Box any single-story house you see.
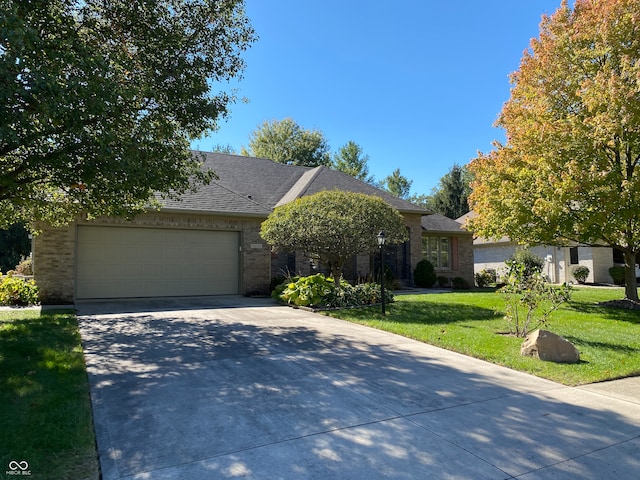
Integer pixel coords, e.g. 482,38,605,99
33,152,473,303
421,213,474,287
457,212,639,284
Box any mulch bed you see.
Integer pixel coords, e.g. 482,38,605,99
598,299,640,310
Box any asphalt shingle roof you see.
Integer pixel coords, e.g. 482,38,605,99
161,152,428,216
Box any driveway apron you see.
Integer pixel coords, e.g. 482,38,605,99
77,296,640,480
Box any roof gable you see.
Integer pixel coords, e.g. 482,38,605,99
161,152,428,216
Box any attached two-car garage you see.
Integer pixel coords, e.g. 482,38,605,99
76,226,240,300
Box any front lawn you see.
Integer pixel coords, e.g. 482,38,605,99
0,309,98,480
326,287,640,386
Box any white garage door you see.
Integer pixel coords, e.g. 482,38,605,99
76,226,240,299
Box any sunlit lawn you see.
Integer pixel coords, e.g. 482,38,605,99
0,309,98,480
326,287,640,386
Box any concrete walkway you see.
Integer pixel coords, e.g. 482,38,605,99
77,296,640,480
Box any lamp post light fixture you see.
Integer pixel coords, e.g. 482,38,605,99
377,230,386,316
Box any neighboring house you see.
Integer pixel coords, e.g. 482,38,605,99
35,152,472,303
457,212,637,284
421,213,474,287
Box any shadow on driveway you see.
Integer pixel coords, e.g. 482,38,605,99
78,299,640,480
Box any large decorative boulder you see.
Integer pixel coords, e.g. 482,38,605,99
521,329,580,363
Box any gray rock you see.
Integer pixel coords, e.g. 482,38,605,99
521,329,580,363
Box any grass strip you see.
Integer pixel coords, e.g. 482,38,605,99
0,309,98,480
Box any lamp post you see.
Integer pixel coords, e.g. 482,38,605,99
377,231,386,315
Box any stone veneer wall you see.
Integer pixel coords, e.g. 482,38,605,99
33,212,271,303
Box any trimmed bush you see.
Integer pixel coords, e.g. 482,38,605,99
572,265,590,284
452,277,470,290
414,259,437,288
475,269,496,288
609,266,626,285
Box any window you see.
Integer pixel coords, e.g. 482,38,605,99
422,236,450,269
613,248,624,264
569,247,579,265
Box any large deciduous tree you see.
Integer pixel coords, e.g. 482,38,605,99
468,0,640,301
1,0,255,228
260,190,408,285
241,118,331,167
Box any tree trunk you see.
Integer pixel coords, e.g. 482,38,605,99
329,263,343,287
624,251,639,301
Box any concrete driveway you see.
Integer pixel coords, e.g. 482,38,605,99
77,296,640,480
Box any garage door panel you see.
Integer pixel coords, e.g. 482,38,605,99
76,226,240,299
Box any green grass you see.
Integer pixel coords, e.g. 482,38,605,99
0,309,98,480
326,287,640,386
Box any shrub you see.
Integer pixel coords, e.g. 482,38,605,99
278,274,333,307
15,257,33,275
437,276,449,288
498,263,572,337
452,277,470,290
414,259,437,288
609,266,626,285
506,249,544,281
572,265,590,284
0,272,39,306
323,282,394,309
272,274,394,309
475,269,496,288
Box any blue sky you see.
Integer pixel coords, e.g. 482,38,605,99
192,1,565,196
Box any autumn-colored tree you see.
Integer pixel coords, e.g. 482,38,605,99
260,190,408,285
241,118,331,167
468,0,640,301
1,0,255,227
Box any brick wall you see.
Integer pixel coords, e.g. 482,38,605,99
33,212,271,303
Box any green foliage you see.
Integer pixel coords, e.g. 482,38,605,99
332,141,375,184
475,269,497,288
437,276,449,288
0,310,98,478
0,273,39,306
242,118,331,167
506,249,544,281
261,190,408,284
413,164,472,219
381,168,412,199
499,263,572,337
278,274,334,307
413,259,437,288
324,282,394,309
1,0,256,227
271,274,393,309
609,266,626,285
452,277,471,290
572,265,590,284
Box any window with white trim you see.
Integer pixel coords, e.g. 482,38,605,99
422,236,450,269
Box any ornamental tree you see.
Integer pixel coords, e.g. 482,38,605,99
260,190,408,285
1,0,256,228
468,0,640,301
